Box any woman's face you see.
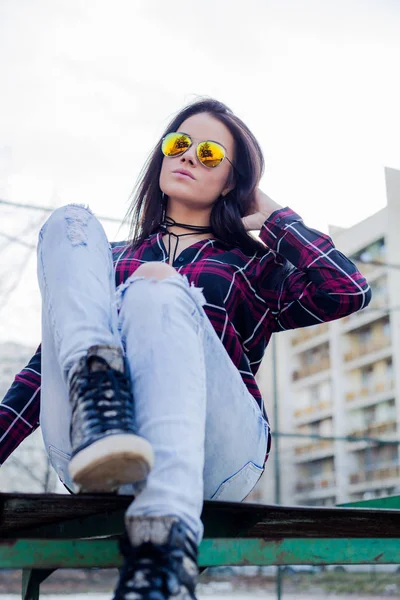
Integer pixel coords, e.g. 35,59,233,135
159,112,235,210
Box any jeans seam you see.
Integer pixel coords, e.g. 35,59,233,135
38,240,62,354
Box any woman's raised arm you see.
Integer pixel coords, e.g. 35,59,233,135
253,207,371,331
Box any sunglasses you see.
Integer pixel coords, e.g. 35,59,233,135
161,131,236,170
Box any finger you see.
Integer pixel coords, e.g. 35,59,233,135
241,216,250,230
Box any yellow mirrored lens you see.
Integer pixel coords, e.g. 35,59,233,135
197,141,225,168
162,133,191,157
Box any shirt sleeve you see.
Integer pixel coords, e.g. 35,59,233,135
255,207,372,331
0,344,42,465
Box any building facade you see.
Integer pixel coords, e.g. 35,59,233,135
251,167,400,507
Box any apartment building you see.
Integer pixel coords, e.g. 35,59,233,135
252,167,400,506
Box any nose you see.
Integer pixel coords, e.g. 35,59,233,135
180,145,197,167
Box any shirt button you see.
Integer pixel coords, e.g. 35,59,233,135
276,217,281,223
178,257,184,263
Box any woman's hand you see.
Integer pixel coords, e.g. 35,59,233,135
241,189,283,231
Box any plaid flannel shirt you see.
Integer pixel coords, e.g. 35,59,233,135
0,208,371,464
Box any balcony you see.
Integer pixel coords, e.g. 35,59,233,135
294,439,335,462
348,419,397,439
345,379,395,403
295,473,336,495
294,400,333,424
291,323,329,347
349,463,400,486
343,336,391,363
292,357,331,381
354,257,387,277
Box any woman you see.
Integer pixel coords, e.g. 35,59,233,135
0,98,371,599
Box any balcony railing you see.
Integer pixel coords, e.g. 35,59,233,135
354,257,386,275
292,357,331,381
347,419,397,438
294,400,332,419
345,379,395,402
291,323,329,346
343,336,391,362
295,474,336,494
295,439,334,456
349,463,400,485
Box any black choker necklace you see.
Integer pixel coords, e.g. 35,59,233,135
160,216,213,234
160,216,213,264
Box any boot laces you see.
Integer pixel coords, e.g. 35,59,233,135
73,357,133,429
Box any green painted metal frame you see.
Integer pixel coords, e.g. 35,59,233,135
2,537,400,570
22,569,55,600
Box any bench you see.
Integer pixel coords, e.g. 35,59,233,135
1,492,400,599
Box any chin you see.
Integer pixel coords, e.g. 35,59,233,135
163,184,197,203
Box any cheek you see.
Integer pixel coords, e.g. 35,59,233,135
159,159,168,189
211,165,231,193
196,169,228,199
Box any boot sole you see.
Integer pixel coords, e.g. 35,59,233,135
68,433,155,493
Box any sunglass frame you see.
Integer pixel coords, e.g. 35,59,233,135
161,131,235,170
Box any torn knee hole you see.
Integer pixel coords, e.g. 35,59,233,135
134,262,178,280
65,204,94,246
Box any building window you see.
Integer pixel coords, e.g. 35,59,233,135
359,327,372,345
383,320,391,339
361,366,373,389
386,358,393,380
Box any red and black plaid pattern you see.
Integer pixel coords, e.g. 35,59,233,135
0,208,371,465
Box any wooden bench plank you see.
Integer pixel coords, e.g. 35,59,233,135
2,493,400,540
0,494,400,538
0,493,131,535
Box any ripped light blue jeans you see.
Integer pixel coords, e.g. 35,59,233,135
37,205,270,542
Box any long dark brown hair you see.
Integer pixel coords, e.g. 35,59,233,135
124,98,266,254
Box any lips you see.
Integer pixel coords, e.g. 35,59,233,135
172,169,195,180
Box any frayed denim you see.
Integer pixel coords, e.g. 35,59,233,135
37,205,269,543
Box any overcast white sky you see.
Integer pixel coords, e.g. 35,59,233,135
1,0,400,346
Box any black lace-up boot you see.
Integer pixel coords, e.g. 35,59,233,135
113,516,199,600
68,345,154,492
